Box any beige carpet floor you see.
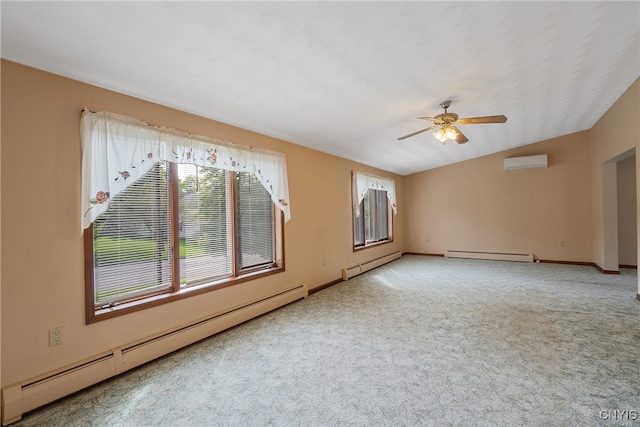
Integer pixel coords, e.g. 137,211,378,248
13,255,640,426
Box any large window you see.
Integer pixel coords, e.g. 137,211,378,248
352,172,395,249
353,188,393,248
86,162,283,323
81,110,291,323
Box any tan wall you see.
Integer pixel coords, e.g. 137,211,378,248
403,131,593,262
2,57,637,393
0,60,404,387
617,155,637,266
590,79,640,274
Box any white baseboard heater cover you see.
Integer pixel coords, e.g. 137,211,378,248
342,251,402,280
1,283,307,426
445,250,534,263
504,154,548,171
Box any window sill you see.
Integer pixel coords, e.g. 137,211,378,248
353,238,393,252
87,265,284,324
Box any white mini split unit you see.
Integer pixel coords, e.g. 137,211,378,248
504,154,548,171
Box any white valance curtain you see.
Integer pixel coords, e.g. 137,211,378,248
81,110,291,231
353,171,397,216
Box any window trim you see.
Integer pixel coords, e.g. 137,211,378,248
84,167,285,324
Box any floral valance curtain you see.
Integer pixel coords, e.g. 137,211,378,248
353,171,397,216
81,110,291,231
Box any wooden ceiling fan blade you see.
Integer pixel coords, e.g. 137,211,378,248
456,115,507,124
417,116,438,122
398,125,437,140
453,127,469,144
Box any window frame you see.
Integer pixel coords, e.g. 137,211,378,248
352,187,394,251
84,163,284,324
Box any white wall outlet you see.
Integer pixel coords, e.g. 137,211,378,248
49,327,63,346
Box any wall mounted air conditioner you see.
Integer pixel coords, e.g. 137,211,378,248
504,154,548,171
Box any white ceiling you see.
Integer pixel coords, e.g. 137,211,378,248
2,1,639,176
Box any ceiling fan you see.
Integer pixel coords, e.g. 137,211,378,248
398,100,507,144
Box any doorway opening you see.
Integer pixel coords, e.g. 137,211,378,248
601,148,636,272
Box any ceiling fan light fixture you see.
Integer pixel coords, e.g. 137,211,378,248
433,125,458,143
444,126,458,140
433,128,446,142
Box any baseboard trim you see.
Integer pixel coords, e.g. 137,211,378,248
619,264,638,269
537,259,594,267
637,293,640,302
402,252,445,257
308,278,343,295
537,259,622,275
593,263,620,275
405,253,628,276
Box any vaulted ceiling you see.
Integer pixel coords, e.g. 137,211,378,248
2,1,639,175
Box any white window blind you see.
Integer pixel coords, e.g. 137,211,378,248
92,162,172,305
236,171,275,270
178,164,233,286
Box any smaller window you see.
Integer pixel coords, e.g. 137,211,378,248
353,187,393,249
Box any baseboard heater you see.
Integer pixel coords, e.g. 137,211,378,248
1,283,307,426
445,250,534,263
342,251,402,280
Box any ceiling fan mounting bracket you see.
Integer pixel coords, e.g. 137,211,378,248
439,100,452,111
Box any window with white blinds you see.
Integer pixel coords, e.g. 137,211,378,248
178,164,233,286
87,163,283,321
236,172,275,271
353,188,392,249
93,162,172,306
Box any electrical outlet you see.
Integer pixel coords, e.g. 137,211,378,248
49,327,63,346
